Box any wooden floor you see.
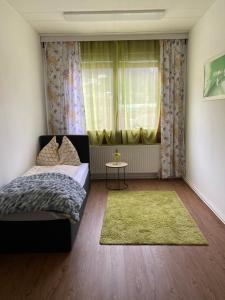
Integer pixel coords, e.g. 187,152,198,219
1,179,225,300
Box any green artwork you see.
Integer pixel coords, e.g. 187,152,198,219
204,53,225,99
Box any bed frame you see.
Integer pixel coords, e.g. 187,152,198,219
0,135,90,252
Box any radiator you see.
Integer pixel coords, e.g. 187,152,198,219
90,144,161,179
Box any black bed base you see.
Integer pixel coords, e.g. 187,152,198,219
0,174,90,253
0,219,73,253
0,135,90,253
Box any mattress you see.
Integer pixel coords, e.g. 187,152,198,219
23,163,89,187
0,163,89,221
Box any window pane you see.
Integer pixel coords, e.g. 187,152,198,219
80,40,160,141
118,62,160,130
81,62,114,130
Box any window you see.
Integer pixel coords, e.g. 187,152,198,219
81,40,160,144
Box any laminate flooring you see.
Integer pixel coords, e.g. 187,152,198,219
0,179,225,300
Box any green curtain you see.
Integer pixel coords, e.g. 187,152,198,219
81,40,160,145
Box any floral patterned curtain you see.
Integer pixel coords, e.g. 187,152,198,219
160,40,186,178
44,42,86,134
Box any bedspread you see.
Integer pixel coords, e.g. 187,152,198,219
0,173,86,223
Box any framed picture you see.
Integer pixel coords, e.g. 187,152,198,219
203,52,225,100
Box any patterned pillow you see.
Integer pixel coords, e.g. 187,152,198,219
36,136,60,166
59,136,81,166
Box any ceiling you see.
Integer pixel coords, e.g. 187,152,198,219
7,0,215,35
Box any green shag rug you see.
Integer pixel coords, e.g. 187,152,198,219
100,191,208,245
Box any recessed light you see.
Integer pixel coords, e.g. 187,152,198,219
63,10,166,22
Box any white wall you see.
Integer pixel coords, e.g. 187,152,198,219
0,0,46,186
186,0,225,222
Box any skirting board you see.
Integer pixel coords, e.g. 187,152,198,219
184,177,225,225
91,172,159,180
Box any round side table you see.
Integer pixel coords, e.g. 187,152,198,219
105,162,128,190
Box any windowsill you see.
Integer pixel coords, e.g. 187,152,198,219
90,143,161,147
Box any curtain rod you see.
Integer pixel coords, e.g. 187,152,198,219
40,33,188,42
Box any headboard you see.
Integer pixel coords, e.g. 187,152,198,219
39,135,90,163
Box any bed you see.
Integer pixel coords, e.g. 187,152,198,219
0,135,90,252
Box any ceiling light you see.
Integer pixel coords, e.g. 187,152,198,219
63,10,166,22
